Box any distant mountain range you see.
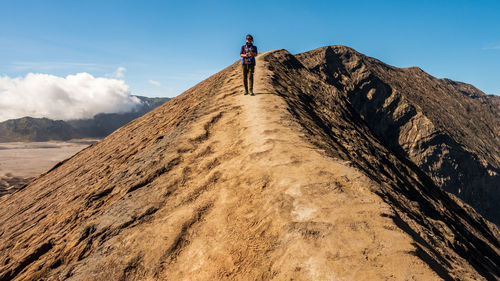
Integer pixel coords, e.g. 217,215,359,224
0,96,170,142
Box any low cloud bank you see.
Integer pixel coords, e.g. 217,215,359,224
0,72,141,122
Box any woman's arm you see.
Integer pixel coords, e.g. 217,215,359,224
252,47,258,57
242,51,257,57
240,47,257,57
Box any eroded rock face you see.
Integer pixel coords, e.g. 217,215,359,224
0,174,32,197
296,46,500,225
0,48,499,281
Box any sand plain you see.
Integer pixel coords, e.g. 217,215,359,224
0,140,97,195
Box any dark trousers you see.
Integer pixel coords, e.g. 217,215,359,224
242,64,255,91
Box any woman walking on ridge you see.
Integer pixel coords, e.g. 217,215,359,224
240,34,258,96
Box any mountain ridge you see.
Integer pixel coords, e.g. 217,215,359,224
0,47,498,280
296,45,500,225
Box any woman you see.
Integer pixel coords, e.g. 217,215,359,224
240,34,258,95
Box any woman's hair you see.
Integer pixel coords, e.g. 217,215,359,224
246,34,253,40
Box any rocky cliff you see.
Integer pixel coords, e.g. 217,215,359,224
296,46,500,225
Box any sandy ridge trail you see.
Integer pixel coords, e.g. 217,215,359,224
157,52,442,280
0,49,498,281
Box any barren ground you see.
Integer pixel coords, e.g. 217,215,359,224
0,140,96,195
0,50,498,281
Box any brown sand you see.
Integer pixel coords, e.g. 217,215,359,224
0,49,498,280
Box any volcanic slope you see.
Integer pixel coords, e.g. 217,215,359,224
296,46,500,225
0,49,499,281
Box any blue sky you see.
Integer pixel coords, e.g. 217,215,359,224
1,0,499,97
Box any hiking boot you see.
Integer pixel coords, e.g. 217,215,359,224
244,89,249,95
249,89,254,96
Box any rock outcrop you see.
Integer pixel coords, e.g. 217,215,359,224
0,174,32,197
296,46,500,225
0,48,498,280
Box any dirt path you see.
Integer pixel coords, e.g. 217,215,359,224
177,56,443,280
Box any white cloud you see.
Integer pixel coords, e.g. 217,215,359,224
0,72,142,122
148,79,161,86
483,45,500,50
113,66,126,78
